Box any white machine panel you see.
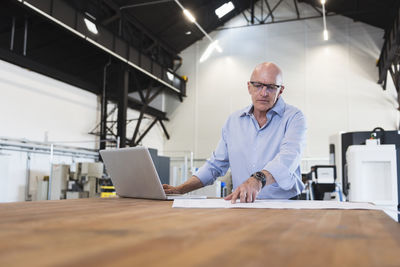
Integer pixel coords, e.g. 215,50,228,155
346,144,398,206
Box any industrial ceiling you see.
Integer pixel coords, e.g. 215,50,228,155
300,0,398,30
0,0,399,147
0,0,398,96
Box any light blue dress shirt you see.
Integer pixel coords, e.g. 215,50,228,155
195,97,307,199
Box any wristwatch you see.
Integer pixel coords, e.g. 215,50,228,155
251,171,266,188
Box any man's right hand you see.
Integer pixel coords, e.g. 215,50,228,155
162,184,182,194
162,176,204,195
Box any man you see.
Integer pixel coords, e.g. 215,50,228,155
163,62,306,203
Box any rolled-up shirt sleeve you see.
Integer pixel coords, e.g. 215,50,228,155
194,127,230,186
263,111,307,190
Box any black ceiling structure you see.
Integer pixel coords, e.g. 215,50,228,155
376,5,400,110
67,0,252,54
299,0,398,29
0,0,253,149
0,0,400,148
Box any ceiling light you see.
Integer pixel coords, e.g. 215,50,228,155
323,29,329,40
84,18,98,34
215,2,235,19
166,71,174,81
174,0,223,62
321,0,328,41
183,9,196,23
215,42,222,53
200,40,222,63
185,31,191,35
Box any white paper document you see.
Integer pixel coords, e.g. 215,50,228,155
172,199,380,210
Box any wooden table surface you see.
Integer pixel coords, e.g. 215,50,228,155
1,198,400,267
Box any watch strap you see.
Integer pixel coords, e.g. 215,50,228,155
251,171,266,188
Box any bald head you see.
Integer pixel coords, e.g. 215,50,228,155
247,62,285,115
250,62,283,85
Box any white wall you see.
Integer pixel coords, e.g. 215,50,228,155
0,59,99,147
165,13,399,160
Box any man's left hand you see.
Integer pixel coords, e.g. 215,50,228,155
224,177,261,203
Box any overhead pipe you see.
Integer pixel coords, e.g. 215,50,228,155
10,17,15,51
23,17,28,55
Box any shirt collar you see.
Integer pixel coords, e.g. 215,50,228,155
240,97,285,117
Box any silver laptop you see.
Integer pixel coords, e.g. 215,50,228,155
100,146,205,200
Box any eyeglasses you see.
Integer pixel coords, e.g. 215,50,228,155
249,81,282,93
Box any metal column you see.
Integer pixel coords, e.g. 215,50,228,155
117,65,128,148
100,59,111,150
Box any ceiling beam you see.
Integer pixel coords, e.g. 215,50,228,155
0,46,99,94
102,0,180,58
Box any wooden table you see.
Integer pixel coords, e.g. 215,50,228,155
1,198,400,267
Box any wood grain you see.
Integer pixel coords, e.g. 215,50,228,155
0,198,399,267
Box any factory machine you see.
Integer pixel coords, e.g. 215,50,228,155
35,148,170,201
67,162,104,199
36,162,106,200
329,129,400,194
329,129,400,221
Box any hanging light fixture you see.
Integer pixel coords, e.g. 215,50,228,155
174,0,223,62
166,71,174,81
215,2,235,19
321,0,328,41
183,9,196,23
84,12,98,35
200,40,222,63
